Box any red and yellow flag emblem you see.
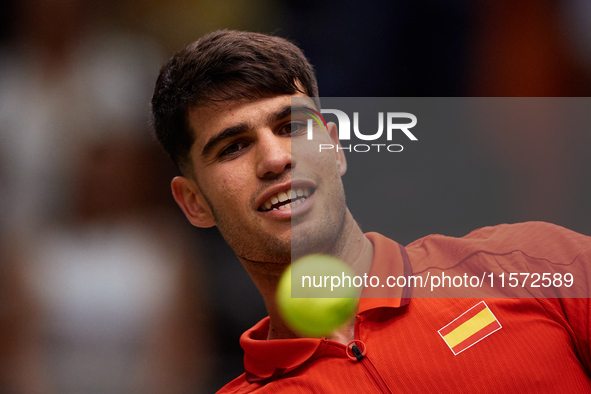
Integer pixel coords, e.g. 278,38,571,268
439,301,501,355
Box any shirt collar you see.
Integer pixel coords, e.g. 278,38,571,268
241,232,413,383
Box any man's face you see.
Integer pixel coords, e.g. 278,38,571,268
184,93,348,265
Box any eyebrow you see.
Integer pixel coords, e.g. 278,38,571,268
200,105,301,157
201,123,249,157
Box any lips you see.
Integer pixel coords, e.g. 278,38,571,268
259,187,313,212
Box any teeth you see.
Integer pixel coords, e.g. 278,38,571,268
260,187,313,211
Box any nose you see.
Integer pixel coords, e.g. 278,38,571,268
255,132,293,179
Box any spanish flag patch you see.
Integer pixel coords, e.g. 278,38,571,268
439,301,501,355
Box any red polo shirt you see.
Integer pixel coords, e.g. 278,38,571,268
219,222,591,393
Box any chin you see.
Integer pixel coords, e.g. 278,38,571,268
290,230,335,260
240,234,292,265
290,210,346,259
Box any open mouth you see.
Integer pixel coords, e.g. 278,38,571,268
259,187,314,212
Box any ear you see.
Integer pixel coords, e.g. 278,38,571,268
327,121,347,176
171,176,216,228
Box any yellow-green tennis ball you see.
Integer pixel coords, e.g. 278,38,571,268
276,254,359,338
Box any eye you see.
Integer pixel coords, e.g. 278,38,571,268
280,121,307,136
219,141,249,157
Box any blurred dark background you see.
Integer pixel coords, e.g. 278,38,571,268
0,0,590,392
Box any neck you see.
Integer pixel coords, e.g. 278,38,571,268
239,208,374,340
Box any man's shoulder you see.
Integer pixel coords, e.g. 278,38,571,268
457,221,587,243
410,221,586,243
217,373,257,394
217,373,302,394
405,221,591,270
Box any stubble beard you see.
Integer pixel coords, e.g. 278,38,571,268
206,184,348,267
290,186,347,260
209,203,292,265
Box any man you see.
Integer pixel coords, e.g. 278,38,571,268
152,30,591,393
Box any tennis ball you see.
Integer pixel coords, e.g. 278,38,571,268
276,254,359,338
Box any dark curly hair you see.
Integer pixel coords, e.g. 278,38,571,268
151,30,319,174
